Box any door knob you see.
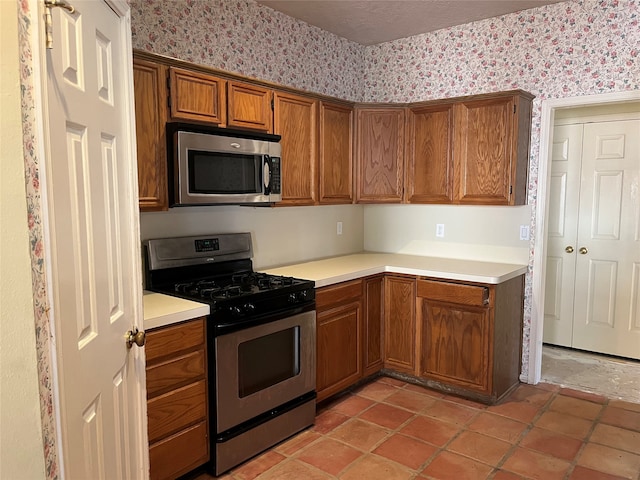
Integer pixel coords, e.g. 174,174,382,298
565,246,574,253
579,247,588,255
126,327,146,349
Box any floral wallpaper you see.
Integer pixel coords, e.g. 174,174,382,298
17,0,59,478
130,0,364,101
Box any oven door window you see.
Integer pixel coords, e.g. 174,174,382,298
188,150,261,194
237,326,300,398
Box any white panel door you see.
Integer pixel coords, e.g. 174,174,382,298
572,120,640,359
543,124,583,346
43,1,148,478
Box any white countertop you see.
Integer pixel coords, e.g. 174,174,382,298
143,291,209,330
261,253,527,287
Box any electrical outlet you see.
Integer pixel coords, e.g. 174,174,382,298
519,225,530,241
436,224,445,238
337,222,343,235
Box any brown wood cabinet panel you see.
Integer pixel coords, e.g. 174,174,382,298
169,67,226,125
384,275,416,373
145,317,209,478
453,92,532,205
492,276,525,396
228,81,272,132
356,108,405,203
149,421,209,480
319,102,354,204
274,91,318,205
133,58,168,211
316,302,362,401
146,350,205,398
145,318,205,363
417,280,489,307
363,275,384,376
405,103,454,203
316,279,362,310
147,380,207,443
420,301,491,392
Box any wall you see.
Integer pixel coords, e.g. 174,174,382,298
364,205,532,265
362,0,639,377
0,1,46,478
141,205,364,269
130,0,639,379
130,0,365,101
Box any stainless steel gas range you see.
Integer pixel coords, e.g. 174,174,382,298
144,233,316,476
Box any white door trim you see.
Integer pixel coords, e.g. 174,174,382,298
528,89,640,385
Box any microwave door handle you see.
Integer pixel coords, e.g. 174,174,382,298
263,155,272,195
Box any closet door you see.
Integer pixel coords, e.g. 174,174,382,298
571,119,640,359
544,119,640,360
543,124,583,347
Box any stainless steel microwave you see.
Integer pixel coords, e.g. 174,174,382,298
168,124,282,206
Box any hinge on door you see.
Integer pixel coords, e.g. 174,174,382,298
513,104,516,114
271,98,274,111
509,185,513,195
44,0,76,49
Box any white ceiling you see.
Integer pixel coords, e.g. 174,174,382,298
256,0,565,45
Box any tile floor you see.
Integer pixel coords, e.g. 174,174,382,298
197,377,640,480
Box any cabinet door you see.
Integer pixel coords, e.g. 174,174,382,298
356,108,405,203
316,301,362,401
228,81,273,132
319,102,354,204
453,94,527,205
363,275,384,376
169,67,226,125
405,103,454,203
420,300,490,392
274,91,318,205
384,275,416,373
133,58,168,211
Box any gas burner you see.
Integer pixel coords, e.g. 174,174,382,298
199,287,223,299
175,282,193,293
196,279,218,289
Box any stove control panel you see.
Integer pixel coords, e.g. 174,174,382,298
195,238,220,252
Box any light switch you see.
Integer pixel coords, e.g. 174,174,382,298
337,222,343,235
436,224,445,238
519,225,530,241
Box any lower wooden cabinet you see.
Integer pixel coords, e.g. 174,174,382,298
145,318,209,480
417,276,524,403
315,277,385,401
363,275,384,376
384,275,417,373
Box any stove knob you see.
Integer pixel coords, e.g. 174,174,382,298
228,306,243,317
288,293,298,304
298,290,309,301
243,303,256,314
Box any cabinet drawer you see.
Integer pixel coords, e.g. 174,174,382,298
417,280,489,306
316,279,363,310
146,349,205,398
149,421,209,480
145,318,205,363
148,380,207,443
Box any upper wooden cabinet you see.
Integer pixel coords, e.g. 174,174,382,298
405,103,454,204
133,58,169,211
169,67,226,125
319,102,354,204
453,92,532,205
274,91,318,205
228,81,273,132
356,107,405,203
